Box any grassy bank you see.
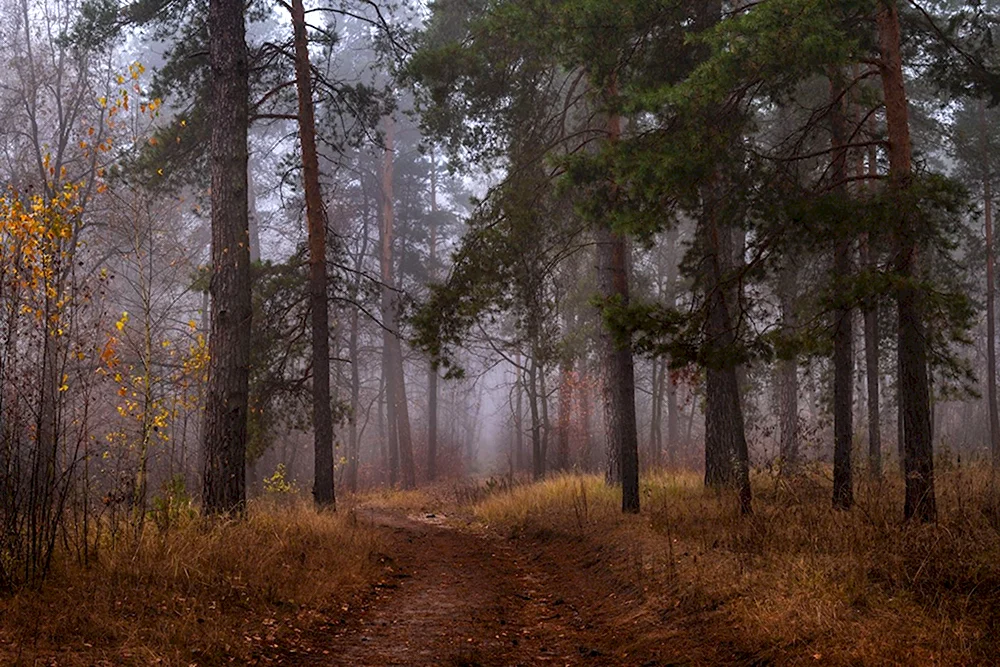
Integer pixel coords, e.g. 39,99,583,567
471,468,1000,665
0,500,381,666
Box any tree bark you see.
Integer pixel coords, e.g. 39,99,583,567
777,263,799,472
701,185,752,515
514,352,524,471
580,371,595,472
877,1,935,522
247,156,262,263
664,227,680,466
202,0,251,515
528,353,543,480
830,74,854,510
347,306,360,493
292,0,334,508
383,340,398,486
539,361,550,470
391,342,416,488
862,236,882,479
427,150,440,481
598,89,640,514
557,362,572,470
345,186,372,493
378,116,416,489
649,358,662,468
982,100,999,467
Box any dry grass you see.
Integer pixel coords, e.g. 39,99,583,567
471,467,1000,665
358,486,442,514
0,498,382,666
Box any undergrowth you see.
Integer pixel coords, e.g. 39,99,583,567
0,499,381,666
471,467,1000,665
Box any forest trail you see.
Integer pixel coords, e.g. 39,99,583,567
285,509,670,667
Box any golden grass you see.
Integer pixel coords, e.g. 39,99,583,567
358,486,442,514
0,499,381,666
471,467,1000,665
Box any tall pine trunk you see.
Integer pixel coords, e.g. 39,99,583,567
830,74,854,510
650,358,663,468
514,353,524,471
347,306,360,493
557,362,572,471
598,88,639,514
580,371,595,471
427,151,440,481
392,345,416,488
292,0,334,508
380,128,399,485
701,188,752,515
877,1,935,522
379,116,415,488
202,0,251,515
777,263,799,472
981,100,999,467
528,353,543,480
864,139,883,479
345,191,372,493
862,236,882,479
664,227,680,466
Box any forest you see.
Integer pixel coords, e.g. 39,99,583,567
1,0,999,664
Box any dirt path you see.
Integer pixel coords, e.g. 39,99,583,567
288,510,667,667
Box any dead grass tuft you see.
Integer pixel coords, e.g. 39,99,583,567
471,467,1000,664
0,498,381,666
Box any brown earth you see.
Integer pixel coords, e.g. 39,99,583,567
266,509,714,667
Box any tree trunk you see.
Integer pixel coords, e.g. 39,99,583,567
527,354,543,480
247,157,262,263
202,0,251,515
896,337,905,472
598,91,640,514
391,342,416,488
379,116,416,489
580,369,595,472
649,358,662,468
347,306,360,493
777,263,799,472
863,121,883,479
514,352,524,471
292,0,334,508
345,189,372,494
830,74,854,510
877,1,935,522
862,236,882,479
539,361,550,470
557,362,572,470
982,100,999,467
377,365,388,485
383,329,399,486
427,150,440,481
664,226,680,467
700,185,752,515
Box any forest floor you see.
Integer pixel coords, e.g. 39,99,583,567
4,469,1000,666
267,469,1000,666
269,507,692,667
